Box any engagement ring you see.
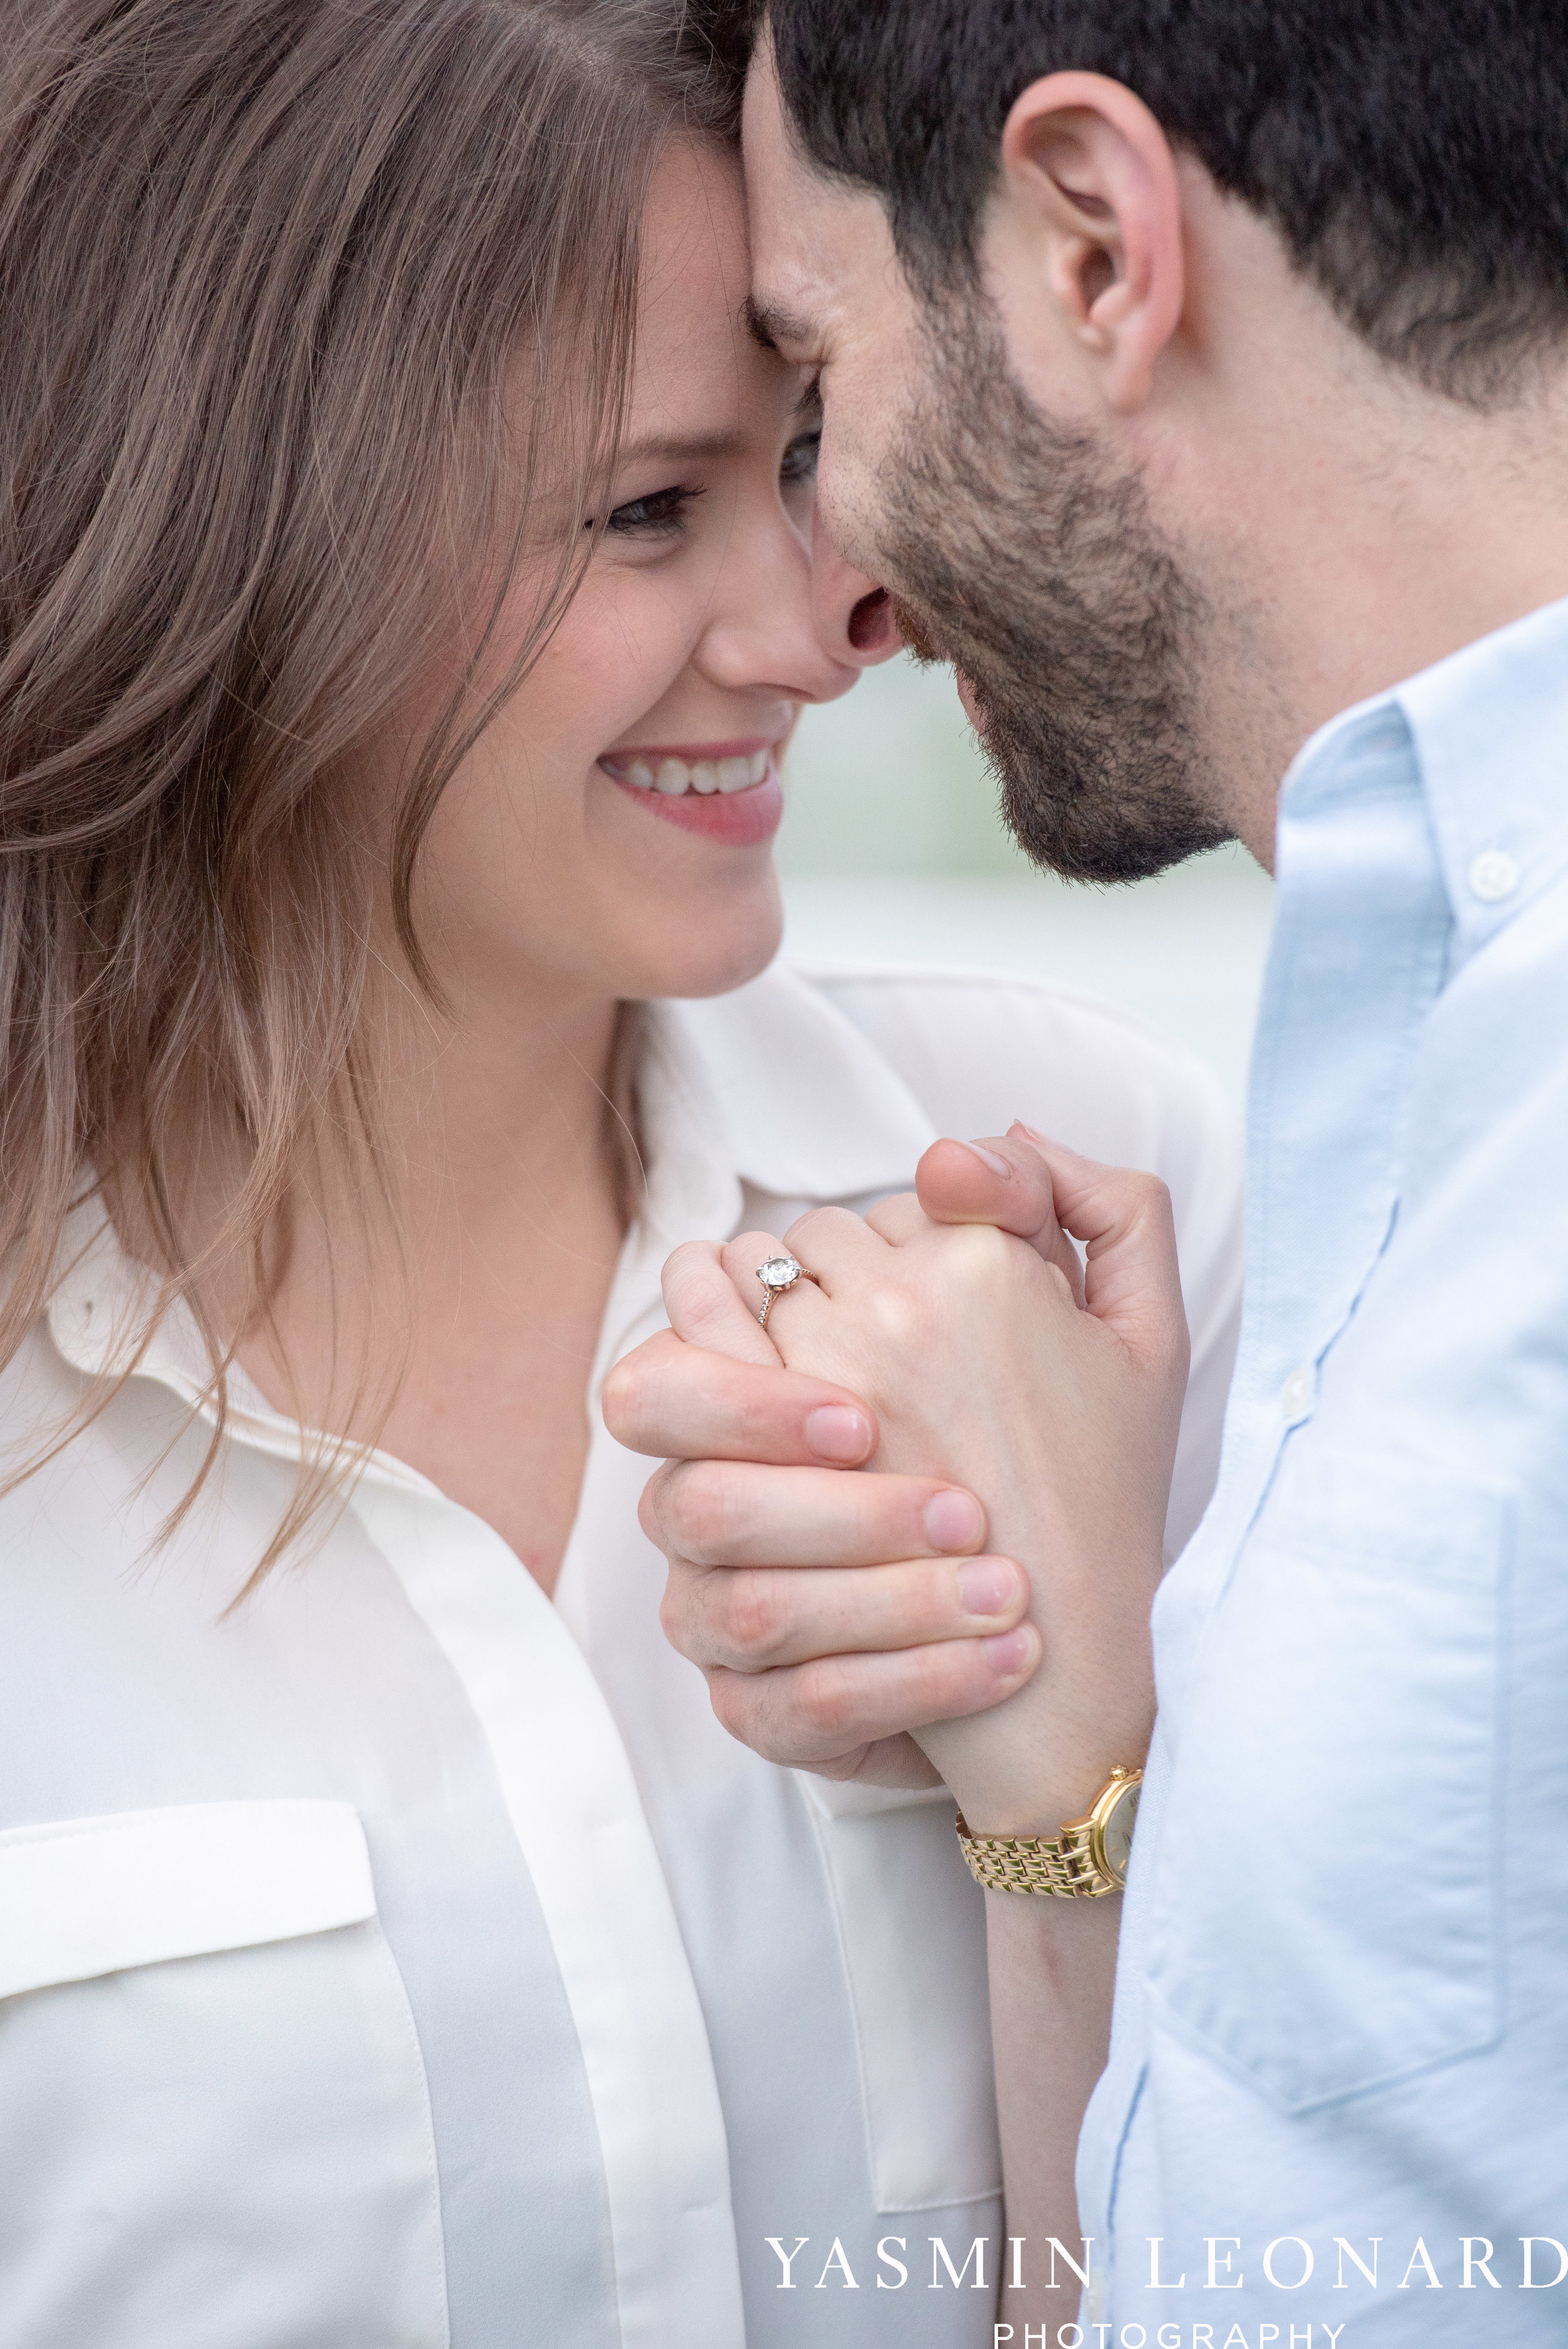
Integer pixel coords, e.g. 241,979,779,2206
755,1253,819,1331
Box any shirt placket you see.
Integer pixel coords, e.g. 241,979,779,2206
1163,719,1455,1675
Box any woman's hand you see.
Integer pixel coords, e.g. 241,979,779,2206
703,1127,1187,1836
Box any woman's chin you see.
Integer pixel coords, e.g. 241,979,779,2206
629,882,784,1002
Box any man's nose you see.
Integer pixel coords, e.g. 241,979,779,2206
810,505,903,669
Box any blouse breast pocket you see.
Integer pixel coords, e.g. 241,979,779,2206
0,1800,448,2349
1144,1453,1507,2115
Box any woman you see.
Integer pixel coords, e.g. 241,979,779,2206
0,4,1242,2345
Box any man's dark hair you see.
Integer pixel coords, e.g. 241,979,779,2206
746,0,1568,403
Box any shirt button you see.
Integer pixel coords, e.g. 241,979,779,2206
1280,1365,1314,1418
1468,849,1519,903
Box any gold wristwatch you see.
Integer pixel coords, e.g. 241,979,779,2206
955,1766,1143,1897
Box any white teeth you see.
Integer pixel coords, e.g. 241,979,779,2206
610,748,772,795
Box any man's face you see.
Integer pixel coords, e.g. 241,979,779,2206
742,48,1229,882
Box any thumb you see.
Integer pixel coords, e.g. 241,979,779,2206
914,1133,1084,1300
1008,1123,1188,1374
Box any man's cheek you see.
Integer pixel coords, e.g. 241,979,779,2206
815,438,891,575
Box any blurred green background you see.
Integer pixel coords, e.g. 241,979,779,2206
776,652,1275,1114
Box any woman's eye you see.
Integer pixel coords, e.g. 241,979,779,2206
599,483,703,538
780,430,821,489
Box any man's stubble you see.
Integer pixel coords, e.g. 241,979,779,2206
877,299,1232,884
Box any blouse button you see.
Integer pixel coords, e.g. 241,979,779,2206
1468,849,1519,903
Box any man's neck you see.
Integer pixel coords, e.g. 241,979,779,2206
1213,379,1568,866
1161,183,1568,864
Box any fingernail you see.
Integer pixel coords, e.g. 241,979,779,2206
924,1488,984,1551
963,1142,1012,1178
958,1558,1018,1616
983,1626,1036,1677
805,1404,872,1463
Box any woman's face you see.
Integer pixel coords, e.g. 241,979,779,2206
411,141,859,1011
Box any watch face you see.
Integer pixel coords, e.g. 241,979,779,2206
1099,1782,1140,1883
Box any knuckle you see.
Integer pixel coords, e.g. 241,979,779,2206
705,1666,751,1741
657,1569,699,1658
721,1228,781,1281
681,1278,744,1345
793,1658,858,1741
637,1469,667,1547
862,1189,919,1239
864,1283,924,1352
784,1203,851,1252
664,1244,742,1342
962,1220,1013,1265
706,1667,794,1765
956,1222,1026,1295
659,1460,734,1562
715,1570,792,1665
659,1245,705,1313
1130,1170,1172,1216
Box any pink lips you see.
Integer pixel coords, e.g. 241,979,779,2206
598,737,785,848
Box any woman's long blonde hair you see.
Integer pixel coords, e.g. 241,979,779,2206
0,0,744,1554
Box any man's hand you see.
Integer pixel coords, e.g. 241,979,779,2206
612,1325,1041,1791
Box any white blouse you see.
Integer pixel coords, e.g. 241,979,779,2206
0,957,1242,2349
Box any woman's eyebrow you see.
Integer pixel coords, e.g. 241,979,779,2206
616,428,747,465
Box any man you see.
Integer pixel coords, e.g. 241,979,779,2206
606,3,1568,2338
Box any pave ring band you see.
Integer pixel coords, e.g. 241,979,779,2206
755,1252,820,1331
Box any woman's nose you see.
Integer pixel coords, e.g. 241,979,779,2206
696,505,864,710
810,506,903,670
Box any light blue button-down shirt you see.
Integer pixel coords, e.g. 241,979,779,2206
1080,595,1568,2343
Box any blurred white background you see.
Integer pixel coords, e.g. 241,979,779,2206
776,653,1275,1115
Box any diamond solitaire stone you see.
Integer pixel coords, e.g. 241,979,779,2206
757,1253,802,1293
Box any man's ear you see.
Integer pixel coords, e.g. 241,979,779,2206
992,70,1184,415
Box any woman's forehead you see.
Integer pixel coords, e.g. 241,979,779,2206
629,144,797,438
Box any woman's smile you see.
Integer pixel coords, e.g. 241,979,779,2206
598,734,786,844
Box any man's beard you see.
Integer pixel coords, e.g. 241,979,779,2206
878,304,1231,884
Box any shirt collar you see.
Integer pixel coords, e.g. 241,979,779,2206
638,956,938,1233
1281,590,1568,963
45,1200,437,1494
591,958,938,1389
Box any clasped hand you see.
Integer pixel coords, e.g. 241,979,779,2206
603,1126,1189,1838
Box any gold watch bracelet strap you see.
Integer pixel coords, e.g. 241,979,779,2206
953,1764,1143,1898
954,1814,1114,1897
